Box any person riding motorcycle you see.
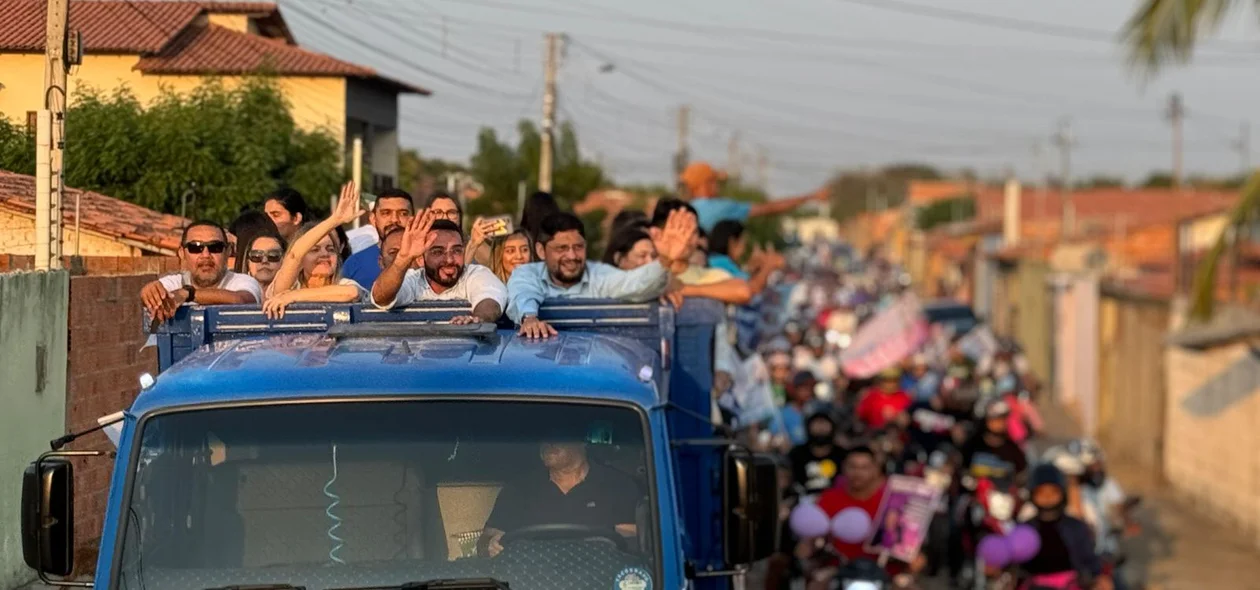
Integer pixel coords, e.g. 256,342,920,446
960,398,1029,484
1021,463,1110,590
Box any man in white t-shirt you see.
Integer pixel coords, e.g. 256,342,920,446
140,221,264,323
371,216,506,324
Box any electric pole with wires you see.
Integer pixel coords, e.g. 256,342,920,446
1166,93,1185,189
37,0,70,269
1051,118,1075,237
1233,120,1251,178
539,32,563,193
674,104,689,192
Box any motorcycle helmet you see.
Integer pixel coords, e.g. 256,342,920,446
1028,462,1069,515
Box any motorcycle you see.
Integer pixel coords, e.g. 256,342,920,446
959,474,1034,590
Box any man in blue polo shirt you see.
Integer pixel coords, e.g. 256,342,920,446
680,161,827,232
341,188,415,288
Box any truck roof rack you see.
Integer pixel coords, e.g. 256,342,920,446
326,322,497,340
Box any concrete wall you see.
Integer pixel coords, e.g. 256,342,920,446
0,209,142,257
0,270,69,589
1053,275,1099,430
1097,291,1169,478
1165,340,1260,549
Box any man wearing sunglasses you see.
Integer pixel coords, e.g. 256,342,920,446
140,221,264,323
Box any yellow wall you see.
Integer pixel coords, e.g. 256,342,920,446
0,209,141,256
207,13,251,33
0,53,346,149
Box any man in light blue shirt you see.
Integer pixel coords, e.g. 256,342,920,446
507,210,695,338
681,161,827,231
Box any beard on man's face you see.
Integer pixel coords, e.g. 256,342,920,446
424,260,464,288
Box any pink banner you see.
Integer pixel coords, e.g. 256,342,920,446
840,294,929,378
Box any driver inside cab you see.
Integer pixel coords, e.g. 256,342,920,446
478,434,641,557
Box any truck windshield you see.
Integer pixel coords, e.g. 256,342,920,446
115,400,659,590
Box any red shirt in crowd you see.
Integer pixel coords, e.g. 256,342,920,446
816,479,888,561
856,389,912,430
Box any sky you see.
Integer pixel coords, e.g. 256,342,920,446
278,0,1260,197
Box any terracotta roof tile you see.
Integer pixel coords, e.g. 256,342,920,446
136,23,369,76
0,1,430,93
0,0,204,53
0,169,189,254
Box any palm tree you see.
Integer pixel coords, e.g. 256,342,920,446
1124,0,1260,319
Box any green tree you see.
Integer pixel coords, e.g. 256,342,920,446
465,119,610,219
915,196,976,230
1,77,341,224
0,117,36,174
1122,0,1260,318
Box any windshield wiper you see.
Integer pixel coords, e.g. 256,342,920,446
330,578,510,590
204,585,306,590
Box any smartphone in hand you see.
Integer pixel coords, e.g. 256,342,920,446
484,215,513,237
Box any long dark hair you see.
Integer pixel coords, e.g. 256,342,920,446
229,210,278,266
519,191,562,243
234,229,288,274
602,227,651,267
709,219,745,257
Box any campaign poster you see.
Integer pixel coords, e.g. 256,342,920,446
864,475,941,563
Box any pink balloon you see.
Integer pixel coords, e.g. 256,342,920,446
977,534,1012,568
830,507,873,544
789,503,831,538
1007,525,1041,563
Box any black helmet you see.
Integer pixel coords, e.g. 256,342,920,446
1029,462,1066,491
1028,463,1068,515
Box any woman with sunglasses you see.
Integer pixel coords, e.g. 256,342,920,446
263,183,367,318
489,229,532,284
234,229,287,293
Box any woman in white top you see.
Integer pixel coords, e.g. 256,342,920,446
263,182,366,318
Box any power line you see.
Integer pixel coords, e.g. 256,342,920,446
831,0,1256,50
283,1,533,99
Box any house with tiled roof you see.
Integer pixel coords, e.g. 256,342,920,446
0,1,430,191
0,169,189,256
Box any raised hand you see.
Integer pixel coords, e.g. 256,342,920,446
333,182,365,225
657,209,698,263
397,209,436,265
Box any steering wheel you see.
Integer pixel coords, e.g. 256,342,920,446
499,524,629,552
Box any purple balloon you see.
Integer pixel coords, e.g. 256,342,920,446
789,503,831,538
830,507,873,544
1007,525,1041,563
977,534,1013,568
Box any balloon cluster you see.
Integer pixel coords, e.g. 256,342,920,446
976,525,1041,568
789,503,873,544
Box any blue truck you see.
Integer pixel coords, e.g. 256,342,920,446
20,300,781,590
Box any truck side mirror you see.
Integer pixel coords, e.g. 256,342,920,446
22,458,75,577
722,450,780,565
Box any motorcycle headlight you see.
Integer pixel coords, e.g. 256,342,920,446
842,581,883,590
988,491,1014,521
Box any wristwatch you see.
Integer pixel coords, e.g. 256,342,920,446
182,285,196,302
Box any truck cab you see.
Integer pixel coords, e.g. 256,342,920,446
21,300,780,590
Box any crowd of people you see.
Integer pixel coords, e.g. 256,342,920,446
733,251,1141,589
136,160,1137,590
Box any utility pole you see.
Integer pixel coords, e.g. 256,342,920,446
1233,120,1251,177
1166,93,1185,189
727,132,742,180
539,32,562,194
756,146,768,192
674,104,689,193
351,135,363,228
1052,119,1076,237
37,0,69,269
